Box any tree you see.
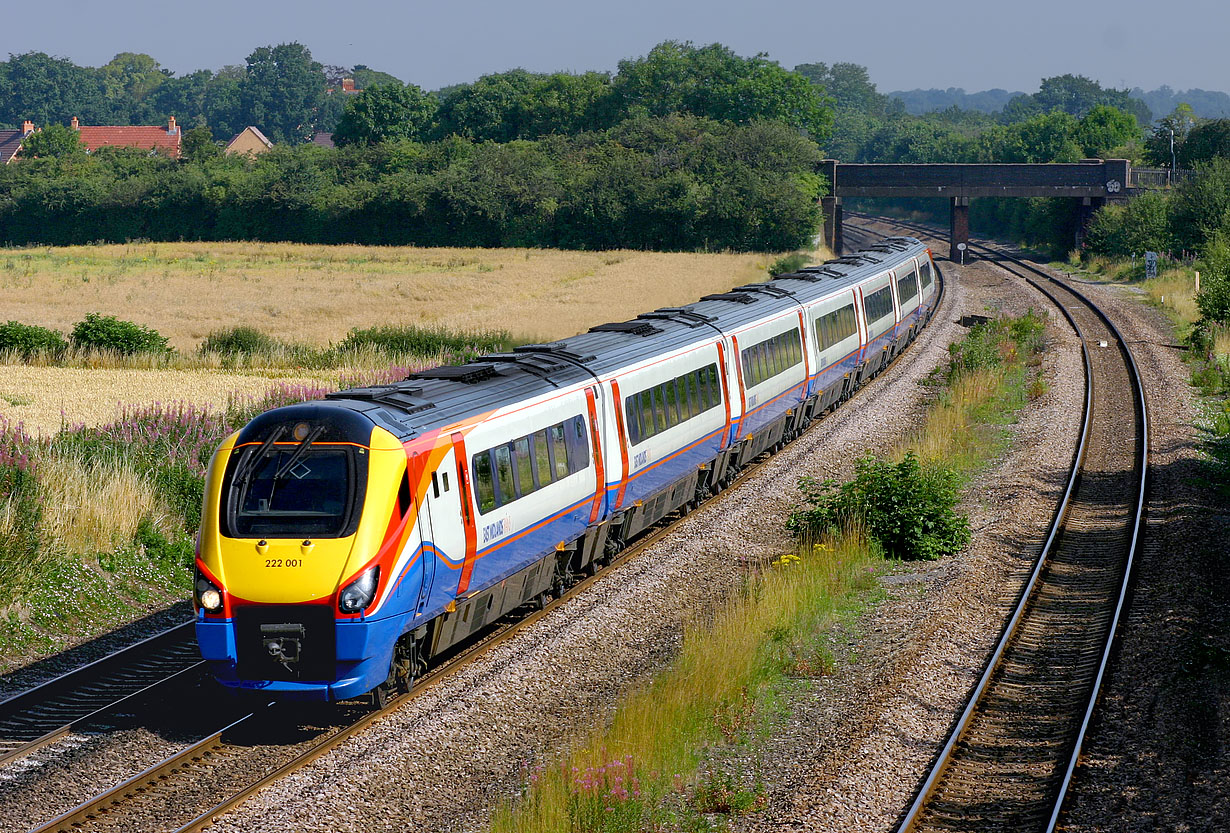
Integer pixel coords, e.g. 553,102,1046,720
101,53,169,121
611,42,832,140
240,43,326,143
203,69,245,140
1073,105,1140,157
0,52,109,126
1145,103,1196,166
333,83,436,145
180,126,221,162
19,124,86,158
434,69,539,141
1169,157,1230,251
351,65,403,90
146,70,212,127
793,62,885,115
1000,111,1081,162
1179,119,1230,167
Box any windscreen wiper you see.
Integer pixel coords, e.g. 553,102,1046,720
273,425,326,481
235,425,286,484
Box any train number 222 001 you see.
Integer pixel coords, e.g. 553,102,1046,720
264,558,303,568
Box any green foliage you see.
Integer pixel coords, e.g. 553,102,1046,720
0,425,43,605
947,313,1045,377
338,324,508,358
0,321,68,359
180,126,220,162
787,452,971,561
1170,157,1230,252
240,42,326,144
768,252,810,275
199,325,279,357
1178,119,1230,167
20,124,86,159
333,83,436,146
0,115,822,252
1197,235,1230,324
611,42,833,140
1007,74,1151,124
1085,190,1174,256
1073,105,1140,157
70,313,170,356
134,519,194,570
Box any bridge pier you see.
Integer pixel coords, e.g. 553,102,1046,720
1075,196,1106,251
949,197,969,261
822,196,843,254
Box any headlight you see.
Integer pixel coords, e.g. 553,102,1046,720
195,572,223,613
339,566,380,614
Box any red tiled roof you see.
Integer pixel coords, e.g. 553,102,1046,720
77,126,181,159
0,130,22,164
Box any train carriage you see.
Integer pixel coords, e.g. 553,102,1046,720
193,237,937,702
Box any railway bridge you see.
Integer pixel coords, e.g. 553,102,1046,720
819,158,1144,258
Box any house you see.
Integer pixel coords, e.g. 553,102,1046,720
0,120,34,164
310,132,336,149
72,115,182,159
225,126,273,156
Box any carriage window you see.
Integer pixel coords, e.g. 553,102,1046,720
513,436,534,495
863,285,894,323
551,424,569,480
897,269,919,304
919,259,933,289
816,303,858,352
623,362,722,447
474,452,496,513
741,328,802,388
567,415,589,474
534,430,553,488
494,445,515,507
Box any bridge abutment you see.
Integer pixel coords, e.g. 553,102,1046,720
950,197,969,261
822,196,843,254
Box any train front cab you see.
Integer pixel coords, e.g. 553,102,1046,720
195,404,425,702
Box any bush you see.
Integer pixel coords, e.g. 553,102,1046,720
71,313,170,356
338,324,508,358
1197,234,1230,325
787,452,970,561
199,325,280,357
768,252,810,276
0,321,68,359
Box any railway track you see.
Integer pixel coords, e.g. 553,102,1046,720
0,623,200,767
21,258,949,833
852,214,1148,832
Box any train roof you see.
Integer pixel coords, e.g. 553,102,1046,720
318,238,928,441
770,236,926,301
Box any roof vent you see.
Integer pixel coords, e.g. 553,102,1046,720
588,321,663,336
699,292,757,304
409,364,500,384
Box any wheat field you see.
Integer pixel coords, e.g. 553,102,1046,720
2,242,815,433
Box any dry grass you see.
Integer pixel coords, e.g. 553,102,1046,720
1212,322,1230,365
0,242,800,352
491,533,879,833
1143,267,1200,324
35,450,173,557
904,368,1005,466
0,365,332,436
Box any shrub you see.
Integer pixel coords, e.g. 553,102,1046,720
0,321,68,360
70,313,170,356
768,252,811,276
787,452,970,561
1196,234,1230,325
338,324,507,358
199,326,280,357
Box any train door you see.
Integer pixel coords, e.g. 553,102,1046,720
408,452,437,617
417,440,475,606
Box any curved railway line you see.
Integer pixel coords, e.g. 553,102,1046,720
11,253,950,833
7,217,1151,832
852,213,1148,832
0,623,199,767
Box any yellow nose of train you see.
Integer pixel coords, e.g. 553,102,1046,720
194,403,416,700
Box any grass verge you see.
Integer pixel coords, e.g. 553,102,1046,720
489,312,1049,832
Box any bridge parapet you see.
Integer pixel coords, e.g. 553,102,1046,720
830,160,1131,199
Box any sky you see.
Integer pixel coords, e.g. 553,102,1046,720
4,0,1227,94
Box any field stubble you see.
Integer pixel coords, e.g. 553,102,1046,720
1,242,784,434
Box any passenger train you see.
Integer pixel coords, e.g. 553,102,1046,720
193,238,939,702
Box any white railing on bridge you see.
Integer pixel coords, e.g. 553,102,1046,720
1129,167,1195,188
